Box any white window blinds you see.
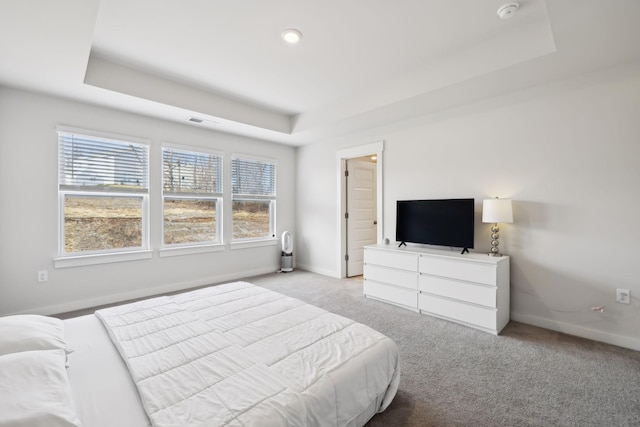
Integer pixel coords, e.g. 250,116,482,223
163,148,223,196
58,131,149,192
231,157,276,198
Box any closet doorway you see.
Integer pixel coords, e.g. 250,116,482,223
336,142,384,278
345,157,377,277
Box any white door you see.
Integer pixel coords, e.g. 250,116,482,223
346,158,377,277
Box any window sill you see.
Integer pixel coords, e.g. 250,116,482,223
159,243,225,258
230,238,278,250
54,250,153,269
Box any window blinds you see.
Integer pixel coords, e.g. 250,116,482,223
231,157,276,198
162,148,222,196
58,131,149,192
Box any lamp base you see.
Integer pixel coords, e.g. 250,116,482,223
488,223,503,257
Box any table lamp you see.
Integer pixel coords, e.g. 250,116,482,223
482,198,513,257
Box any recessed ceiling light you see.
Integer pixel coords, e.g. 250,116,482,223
281,29,302,44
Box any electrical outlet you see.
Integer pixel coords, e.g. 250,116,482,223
616,288,630,304
37,270,48,283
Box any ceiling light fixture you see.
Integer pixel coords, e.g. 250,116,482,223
497,2,519,19
281,29,302,44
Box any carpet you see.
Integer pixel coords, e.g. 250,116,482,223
248,270,640,427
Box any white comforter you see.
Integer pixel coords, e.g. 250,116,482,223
95,281,399,427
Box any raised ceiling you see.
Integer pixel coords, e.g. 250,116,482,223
1,0,640,145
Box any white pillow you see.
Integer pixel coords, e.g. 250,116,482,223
0,349,81,427
0,314,73,356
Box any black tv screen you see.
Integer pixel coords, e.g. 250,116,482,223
396,199,474,250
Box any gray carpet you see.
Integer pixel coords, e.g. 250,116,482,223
247,270,640,427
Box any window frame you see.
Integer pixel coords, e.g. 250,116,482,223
54,126,151,268
160,144,224,254
230,154,277,244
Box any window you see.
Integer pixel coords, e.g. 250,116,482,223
231,156,276,241
58,129,149,256
162,147,222,246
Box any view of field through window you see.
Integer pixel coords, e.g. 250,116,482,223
65,197,271,252
64,196,142,253
163,198,216,244
60,135,275,254
232,200,271,239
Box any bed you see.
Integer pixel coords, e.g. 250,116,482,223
1,281,400,427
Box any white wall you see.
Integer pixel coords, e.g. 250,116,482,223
296,65,640,350
0,87,296,315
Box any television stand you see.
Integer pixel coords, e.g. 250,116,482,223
398,241,407,248
363,244,510,335
461,247,469,254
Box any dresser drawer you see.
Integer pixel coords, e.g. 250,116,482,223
364,280,418,309
364,264,417,290
419,275,496,308
419,256,496,285
365,248,418,271
419,294,497,330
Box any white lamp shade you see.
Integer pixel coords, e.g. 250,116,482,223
482,199,513,223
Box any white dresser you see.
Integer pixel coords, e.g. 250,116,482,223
363,244,510,334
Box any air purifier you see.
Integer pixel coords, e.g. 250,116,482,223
281,231,293,272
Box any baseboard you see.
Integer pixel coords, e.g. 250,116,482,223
294,263,339,278
13,266,279,317
511,312,640,352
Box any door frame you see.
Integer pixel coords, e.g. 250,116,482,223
336,141,384,279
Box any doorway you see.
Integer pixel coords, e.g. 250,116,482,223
345,157,377,277
336,142,384,278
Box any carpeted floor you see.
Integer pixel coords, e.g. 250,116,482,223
248,270,640,427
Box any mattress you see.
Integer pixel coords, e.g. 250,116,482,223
64,281,400,427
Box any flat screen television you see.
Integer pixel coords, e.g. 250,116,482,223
396,198,474,253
